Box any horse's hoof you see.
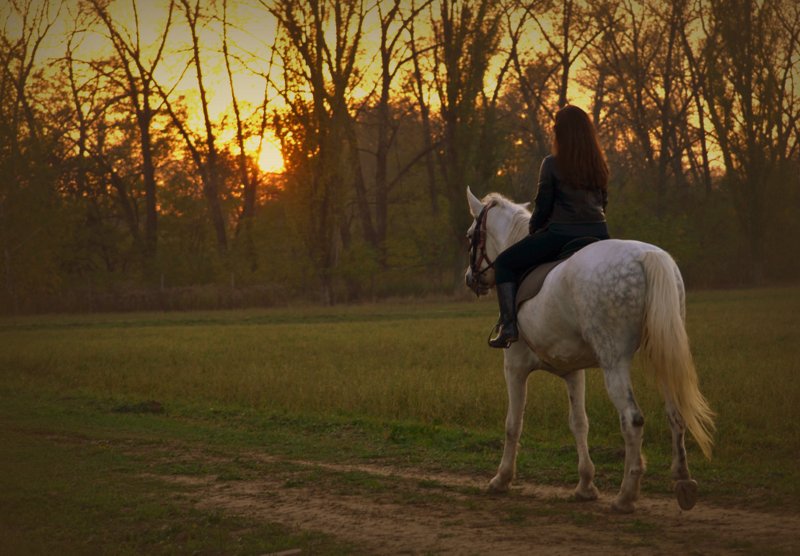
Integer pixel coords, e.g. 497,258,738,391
574,484,599,502
488,477,510,494
611,498,635,514
675,479,698,510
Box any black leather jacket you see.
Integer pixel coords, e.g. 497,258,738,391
529,155,607,234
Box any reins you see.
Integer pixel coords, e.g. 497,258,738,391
469,202,497,281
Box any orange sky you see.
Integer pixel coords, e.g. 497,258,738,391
11,0,285,171
12,0,599,174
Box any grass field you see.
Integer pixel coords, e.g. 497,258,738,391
1,286,799,553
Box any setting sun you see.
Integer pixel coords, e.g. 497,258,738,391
245,134,284,174
257,139,285,174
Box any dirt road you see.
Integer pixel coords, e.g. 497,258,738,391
158,454,798,555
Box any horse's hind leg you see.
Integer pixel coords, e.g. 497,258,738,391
603,359,646,513
666,398,698,510
489,343,536,493
563,370,599,501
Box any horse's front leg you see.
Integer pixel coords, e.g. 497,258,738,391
489,342,536,493
562,369,599,501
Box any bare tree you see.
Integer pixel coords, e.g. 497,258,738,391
222,0,278,270
0,0,64,311
417,0,514,280
266,0,369,304
585,0,694,214
678,4,713,196
699,0,800,281
179,0,227,253
527,0,608,108
504,1,554,182
407,0,440,215
88,0,174,261
65,45,134,256
366,0,433,264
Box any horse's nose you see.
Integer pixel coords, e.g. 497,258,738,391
465,268,473,288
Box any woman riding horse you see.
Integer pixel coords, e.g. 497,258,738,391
490,105,611,348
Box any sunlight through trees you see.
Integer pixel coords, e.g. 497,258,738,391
1,0,798,312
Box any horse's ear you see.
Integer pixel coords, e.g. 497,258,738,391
466,186,483,218
520,202,531,211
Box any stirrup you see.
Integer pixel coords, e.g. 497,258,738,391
488,321,517,348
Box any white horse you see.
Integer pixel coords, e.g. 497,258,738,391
464,188,715,513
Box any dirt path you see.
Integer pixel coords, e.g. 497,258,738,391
157,454,799,555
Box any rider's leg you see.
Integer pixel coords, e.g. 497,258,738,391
489,281,519,348
490,231,570,349
493,231,569,285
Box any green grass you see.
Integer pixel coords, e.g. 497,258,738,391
0,303,492,422
2,288,799,458
0,287,799,550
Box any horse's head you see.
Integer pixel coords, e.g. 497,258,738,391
464,187,530,296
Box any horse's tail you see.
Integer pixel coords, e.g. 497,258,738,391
641,250,715,459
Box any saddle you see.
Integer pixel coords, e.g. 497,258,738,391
515,237,601,311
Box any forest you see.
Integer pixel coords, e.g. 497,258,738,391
1,0,799,312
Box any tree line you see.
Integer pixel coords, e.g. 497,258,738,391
2,0,799,313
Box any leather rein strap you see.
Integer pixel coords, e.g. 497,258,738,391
469,202,496,280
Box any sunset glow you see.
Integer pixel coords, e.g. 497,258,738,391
257,138,285,174
5,0,797,316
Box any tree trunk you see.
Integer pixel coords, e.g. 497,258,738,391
139,92,158,260
183,0,228,253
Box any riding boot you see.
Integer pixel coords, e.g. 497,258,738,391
488,282,519,349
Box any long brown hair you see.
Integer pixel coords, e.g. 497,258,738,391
553,105,608,191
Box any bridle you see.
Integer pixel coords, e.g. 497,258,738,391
468,202,497,284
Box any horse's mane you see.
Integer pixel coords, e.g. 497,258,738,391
482,193,531,243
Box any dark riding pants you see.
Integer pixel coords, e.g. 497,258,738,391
494,223,610,285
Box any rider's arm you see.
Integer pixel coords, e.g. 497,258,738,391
529,156,556,234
